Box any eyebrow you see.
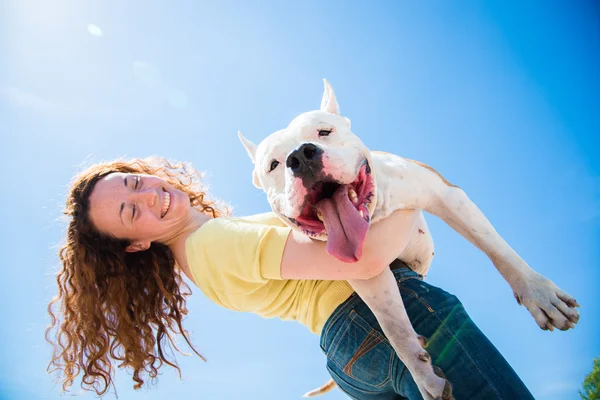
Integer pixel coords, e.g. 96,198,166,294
119,203,125,226
119,176,127,226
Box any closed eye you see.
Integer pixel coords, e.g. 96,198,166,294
132,176,140,221
269,160,280,172
318,129,332,137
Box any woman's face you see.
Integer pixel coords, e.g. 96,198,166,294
89,172,193,251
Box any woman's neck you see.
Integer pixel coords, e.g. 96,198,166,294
167,209,213,284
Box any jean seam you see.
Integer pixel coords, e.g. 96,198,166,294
327,366,371,399
434,313,504,400
322,268,421,348
398,285,435,313
321,293,359,348
343,328,381,376
334,312,393,388
327,310,356,364
329,357,395,395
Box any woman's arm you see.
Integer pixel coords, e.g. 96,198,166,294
281,209,420,280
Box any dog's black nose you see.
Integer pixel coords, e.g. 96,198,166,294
286,143,324,177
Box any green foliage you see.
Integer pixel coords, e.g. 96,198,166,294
580,357,600,400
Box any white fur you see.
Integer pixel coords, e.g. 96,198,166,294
239,79,580,399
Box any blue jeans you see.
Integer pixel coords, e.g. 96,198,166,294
320,265,535,399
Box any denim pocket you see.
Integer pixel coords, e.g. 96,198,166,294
325,310,393,389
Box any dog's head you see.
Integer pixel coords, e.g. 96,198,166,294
239,80,377,262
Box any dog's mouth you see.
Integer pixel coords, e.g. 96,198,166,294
288,160,374,263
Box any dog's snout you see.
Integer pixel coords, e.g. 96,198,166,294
301,143,319,160
286,143,324,177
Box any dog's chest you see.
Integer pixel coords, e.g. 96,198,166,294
370,152,429,222
369,152,435,275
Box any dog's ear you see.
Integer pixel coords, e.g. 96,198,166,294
238,131,262,188
320,78,340,115
238,131,257,164
343,117,351,129
252,170,262,189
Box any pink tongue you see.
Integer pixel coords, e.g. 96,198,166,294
316,185,369,263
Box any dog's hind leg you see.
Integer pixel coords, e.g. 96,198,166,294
401,159,580,332
348,269,453,400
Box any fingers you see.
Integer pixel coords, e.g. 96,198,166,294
521,283,581,331
551,296,580,325
433,366,454,400
412,347,454,400
421,368,452,400
528,306,557,331
528,306,552,330
542,303,572,331
532,300,578,331
418,388,436,400
557,290,580,308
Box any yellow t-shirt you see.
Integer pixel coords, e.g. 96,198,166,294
185,212,354,334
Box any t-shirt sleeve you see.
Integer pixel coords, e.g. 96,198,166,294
187,217,292,287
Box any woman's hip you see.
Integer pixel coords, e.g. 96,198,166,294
319,264,534,399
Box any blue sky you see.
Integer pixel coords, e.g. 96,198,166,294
1,1,598,399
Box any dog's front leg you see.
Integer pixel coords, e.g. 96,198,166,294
348,269,453,400
404,161,580,331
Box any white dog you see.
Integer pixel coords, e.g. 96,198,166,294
238,80,580,399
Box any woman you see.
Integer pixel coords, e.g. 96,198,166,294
47,157,535,399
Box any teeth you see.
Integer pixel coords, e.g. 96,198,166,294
349,189,358,205
317,210,324,222
161,191,171,217
359,210,364,218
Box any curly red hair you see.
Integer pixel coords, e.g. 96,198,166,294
46,157,227,395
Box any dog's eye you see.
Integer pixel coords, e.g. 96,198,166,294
269,160,280,172
318,129,332,137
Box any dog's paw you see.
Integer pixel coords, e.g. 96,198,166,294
413,361,453,400
409,343,454,400
513,273,580,331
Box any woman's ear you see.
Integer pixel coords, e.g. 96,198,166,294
125,241,151,253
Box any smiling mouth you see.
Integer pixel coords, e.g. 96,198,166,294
285,160,374,262
291,161,373,232
160,188,172,218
